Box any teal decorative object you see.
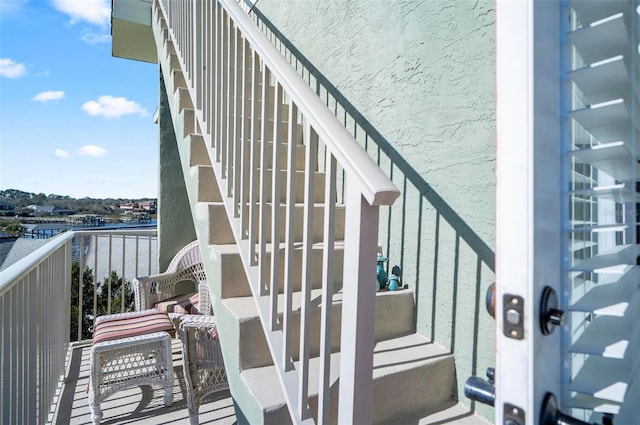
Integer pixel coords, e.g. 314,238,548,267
376,253,388,291
387,274,399,291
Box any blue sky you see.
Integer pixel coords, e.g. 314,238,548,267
1,0,159,199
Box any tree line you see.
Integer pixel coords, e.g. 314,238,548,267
1,188,156,216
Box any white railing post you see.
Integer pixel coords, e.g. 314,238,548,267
338,182,379,425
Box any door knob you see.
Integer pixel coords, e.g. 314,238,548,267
540,392,614,425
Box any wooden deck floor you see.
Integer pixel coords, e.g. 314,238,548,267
54,339,237,425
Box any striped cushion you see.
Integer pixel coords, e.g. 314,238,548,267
154,292,201,315
92,311,175,345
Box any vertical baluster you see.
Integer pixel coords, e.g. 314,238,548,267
1,288,9,423
211,0,217,152
120,235,125,313
107,234,113,314
270,81,284,330
215,3,225,158
219,10,228,168
224,14,233,181
93,235,98,326
212,1,220,150
200,1,205,117
175,0,179,65
233,34,243,218
226,22,237,198
338,183,378,425
248,50,260,257
192,0,198,111
35,266,41,424
240,39,251,224
318,148,337,424
135,235,139,282
282,101,299,370
19,271,26,425
187,1,191,82
148,234,152,276
201,0,207,130
78,236,84,342
298,122,316,418
259,66,271,296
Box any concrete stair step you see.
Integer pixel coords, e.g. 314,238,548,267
241,333,455,425
249,169,327,204
206,202,345,245
220,289,415,370
207,242,345,299
194,166,223,203
263,141,306,172
229,119,305,145
195,160,326,204
188,134,211,167
385,401,492,425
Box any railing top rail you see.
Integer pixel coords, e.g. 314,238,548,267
0,231,74,295
73,229,158,237
0,229,158,295
158,0,399,207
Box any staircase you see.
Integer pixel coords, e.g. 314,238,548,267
152,0,489,423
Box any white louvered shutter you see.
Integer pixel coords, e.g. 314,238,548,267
565,1,639,423
495,1,639,424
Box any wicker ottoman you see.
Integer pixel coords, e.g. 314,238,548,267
89,310,175,424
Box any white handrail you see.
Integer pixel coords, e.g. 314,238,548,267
209,0,399,207
0,231,74,293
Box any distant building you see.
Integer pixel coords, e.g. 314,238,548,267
118,201,156,214
25,205,76,216
0,199,14,216
139,200,157,213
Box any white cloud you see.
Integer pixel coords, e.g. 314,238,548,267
78,145,108,157
81,29,111,44
82,95,149,119
33,90,65,103
54,149,70,159
0,58,27,79
51,0,110,27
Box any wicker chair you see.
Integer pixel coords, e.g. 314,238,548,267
178,315,229,425
133,240,211,316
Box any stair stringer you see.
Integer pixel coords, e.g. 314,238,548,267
153,24,294,422
168,110,290,423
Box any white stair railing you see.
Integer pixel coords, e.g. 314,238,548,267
154,0,400,423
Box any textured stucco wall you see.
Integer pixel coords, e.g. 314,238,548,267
255,0,496,419
157,71,196,271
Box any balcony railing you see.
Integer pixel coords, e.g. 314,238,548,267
0,229,157,424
